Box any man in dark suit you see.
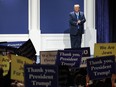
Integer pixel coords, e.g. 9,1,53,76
69,4,86,48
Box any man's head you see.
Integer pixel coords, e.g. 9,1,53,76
74,4,80,13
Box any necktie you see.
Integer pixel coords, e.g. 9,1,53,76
76,14,79,20
76,13,79,29
76,13,79,20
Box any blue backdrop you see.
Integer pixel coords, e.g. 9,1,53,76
0,0,28,34
0,0,84,34
40,0,84,34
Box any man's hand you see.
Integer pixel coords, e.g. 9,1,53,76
76,20,81,25
77,20,81,25
78,20,81,24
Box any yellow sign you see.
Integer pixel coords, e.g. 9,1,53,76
0,55,10,76
11,54,33,82
94,43,116,57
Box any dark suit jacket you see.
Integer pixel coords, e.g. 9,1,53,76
69,11,86,35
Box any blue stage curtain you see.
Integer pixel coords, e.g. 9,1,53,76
95,0,110,43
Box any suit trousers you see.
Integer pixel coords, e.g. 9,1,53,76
70,34,82,48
